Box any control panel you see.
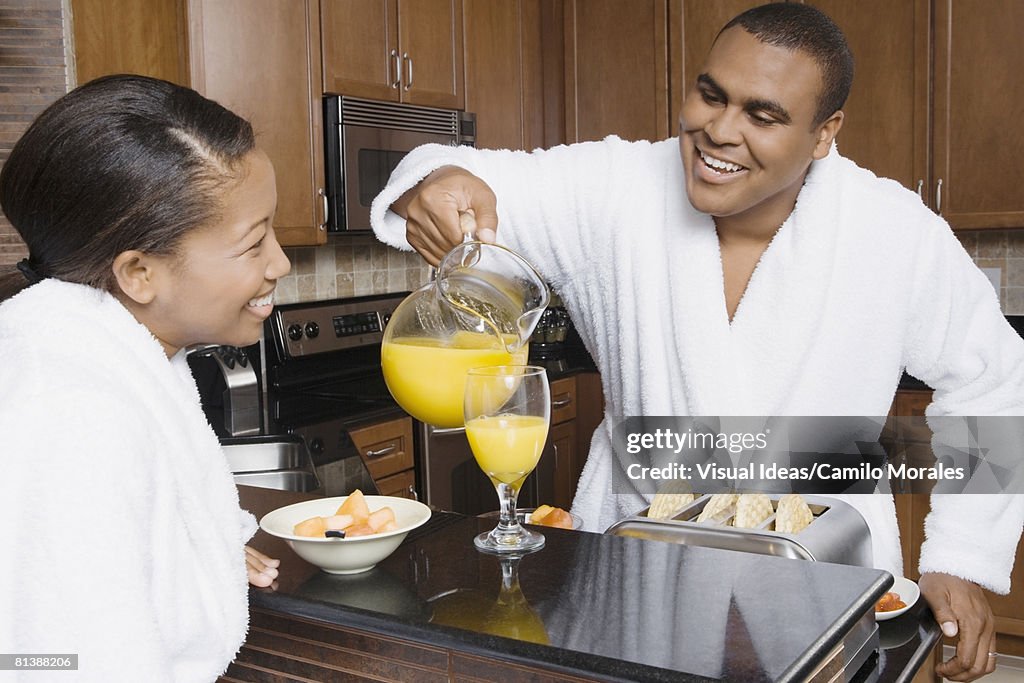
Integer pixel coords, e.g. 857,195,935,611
270,293,406,358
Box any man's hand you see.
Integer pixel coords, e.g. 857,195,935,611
245,545,280,589
391,165,499,266
919,572,998,681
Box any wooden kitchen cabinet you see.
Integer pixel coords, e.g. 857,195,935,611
807,0,1024,230
188,0,327,247
462,0,551,151
547,376,578,509
349,416,417,499
321,0,464,109
562,0,670,143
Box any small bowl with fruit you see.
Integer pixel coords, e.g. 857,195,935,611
875,576,919,621
259,490,431,574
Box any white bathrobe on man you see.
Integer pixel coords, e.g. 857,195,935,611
372,136,1024,595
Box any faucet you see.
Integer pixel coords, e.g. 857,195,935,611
187,345,261,436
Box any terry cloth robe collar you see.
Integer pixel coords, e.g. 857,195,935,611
672,148,840,417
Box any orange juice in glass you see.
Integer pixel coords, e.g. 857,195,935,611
464,365,550,553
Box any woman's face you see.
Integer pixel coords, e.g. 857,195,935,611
140,149,291,355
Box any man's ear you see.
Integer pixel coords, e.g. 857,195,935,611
812,110,844,160
112,250,159,305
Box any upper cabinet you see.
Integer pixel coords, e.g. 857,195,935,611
462,0,557,151
321,0,464,109
188,0,327,246
809,0,1024,230
563,0,670,143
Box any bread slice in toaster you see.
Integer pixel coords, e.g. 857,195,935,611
733,493,774,529
774,493,814,534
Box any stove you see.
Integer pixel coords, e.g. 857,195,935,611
264,294,409,497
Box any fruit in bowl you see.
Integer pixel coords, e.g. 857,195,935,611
260,492,431,574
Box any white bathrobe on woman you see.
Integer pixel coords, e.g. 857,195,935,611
0,280,255,681
372,136,1024,594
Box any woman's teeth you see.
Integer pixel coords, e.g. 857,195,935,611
700,150,743,173
248,293,274,307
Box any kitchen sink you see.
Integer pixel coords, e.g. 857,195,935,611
233,469,320,492
221,435,321,492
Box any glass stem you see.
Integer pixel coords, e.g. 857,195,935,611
497,483,520,530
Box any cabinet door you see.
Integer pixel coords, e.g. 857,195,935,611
933,0,1024,229
463,0,546,151
549,420,576,510
807,0,930,195
349,416,414,481
321,0,400,101
188,0,326,246
564,0,669,143
397,0,464,108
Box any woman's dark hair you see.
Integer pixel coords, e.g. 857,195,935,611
0,74,255,300
720,3,854,127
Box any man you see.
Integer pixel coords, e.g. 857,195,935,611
371,5,1023,681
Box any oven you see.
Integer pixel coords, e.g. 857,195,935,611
264,293,546,513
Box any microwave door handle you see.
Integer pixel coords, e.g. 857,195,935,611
390,49,401,89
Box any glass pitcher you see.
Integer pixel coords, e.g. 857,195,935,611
381,240,549,428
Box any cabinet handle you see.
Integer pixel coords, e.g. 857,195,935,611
403,53,413,90
407,484,419,501
366,444,396,458
552,396,572,408
390,49,401,89
318,187,328,230
915,179,924,201
935,178,943,214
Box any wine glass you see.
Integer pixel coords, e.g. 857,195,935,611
464,365,550,553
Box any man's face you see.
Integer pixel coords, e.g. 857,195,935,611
678,26,841,223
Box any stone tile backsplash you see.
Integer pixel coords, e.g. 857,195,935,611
279,230,1024,315
274,235,432,305
956,230,1024,314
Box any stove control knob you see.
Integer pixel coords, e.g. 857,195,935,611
309,438,324,456
304,322,320,339
287,323,303,341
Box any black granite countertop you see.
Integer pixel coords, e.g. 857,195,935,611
240,488,939,683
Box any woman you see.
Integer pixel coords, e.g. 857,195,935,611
0,75,289,680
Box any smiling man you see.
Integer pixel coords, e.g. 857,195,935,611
370,4,1024,681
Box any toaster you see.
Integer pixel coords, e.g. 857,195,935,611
605,493,873,567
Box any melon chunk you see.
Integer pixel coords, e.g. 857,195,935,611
367,507,396,532
323,514,354,531
293,516,328,537
335,489,370,522
344,522,375,537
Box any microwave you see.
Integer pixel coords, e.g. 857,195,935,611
323,96,476,232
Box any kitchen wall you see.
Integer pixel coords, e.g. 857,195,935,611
957,231,1024,314
274,236,431,305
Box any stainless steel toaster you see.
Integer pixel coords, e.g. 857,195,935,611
606,493,873,567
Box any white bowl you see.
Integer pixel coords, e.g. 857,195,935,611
260,495,431,574
875,575,920,621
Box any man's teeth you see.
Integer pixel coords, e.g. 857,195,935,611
248,293,274,307
700,151,743,173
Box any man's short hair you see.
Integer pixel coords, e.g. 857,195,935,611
721,3,854,126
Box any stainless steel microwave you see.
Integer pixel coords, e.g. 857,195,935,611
323,96,476,232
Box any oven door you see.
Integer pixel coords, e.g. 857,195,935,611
333,124,455,232
419,423,554,515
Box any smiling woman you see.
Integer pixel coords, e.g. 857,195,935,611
0,75,290,680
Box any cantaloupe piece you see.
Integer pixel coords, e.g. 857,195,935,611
335,490,370,522
344,522,375,537
531,505,554,522
294,516,327,537
367,507,396,532
323,514,354,531
535,507,573,529
378,520,398,533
